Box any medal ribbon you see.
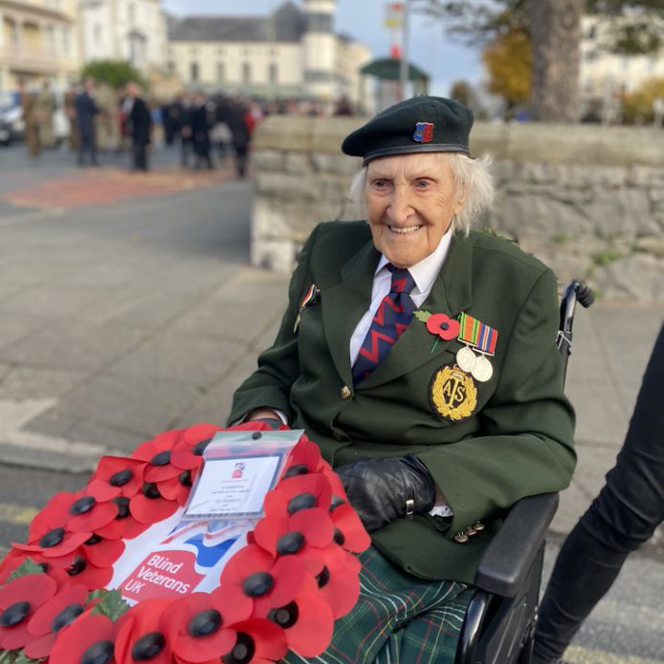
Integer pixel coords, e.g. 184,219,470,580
458,313,499,356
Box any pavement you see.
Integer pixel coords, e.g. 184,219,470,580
0,143,662,662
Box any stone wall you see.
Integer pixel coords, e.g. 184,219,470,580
251,116,664,302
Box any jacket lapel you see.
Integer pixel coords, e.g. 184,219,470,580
320,238,380,386
359,232,475,389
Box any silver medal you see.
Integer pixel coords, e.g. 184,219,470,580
456,346,477,373
471,354,493,382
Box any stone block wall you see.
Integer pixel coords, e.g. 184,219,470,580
251,116,664,302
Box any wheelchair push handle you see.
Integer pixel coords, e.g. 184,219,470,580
557,280,594,380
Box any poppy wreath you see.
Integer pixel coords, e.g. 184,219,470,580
0,421,371,664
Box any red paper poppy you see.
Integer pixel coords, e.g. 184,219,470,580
87,456,146,502
217,618,288,664
156,473,194,506
170,423,223,472
263,474,333,519
253,507,334,559
267,574,335,657
14,528,91,559
330,502,371,554
114,598,175,664
426,313,461,341
314,549,362,620
82,535,126,568
49,612,118,664
0,574,58,651
27,492,74,542
0,549,29,585
219,544,310,618
24,584,89,659
44,550,114,591
95,497,148,540
282,438,324,478
164,587,253,663
28,490,117,537
129,483,180,525
133,430,184,484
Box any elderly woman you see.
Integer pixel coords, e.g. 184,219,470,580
227,96,576,663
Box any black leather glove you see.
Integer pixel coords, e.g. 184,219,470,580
336,455,437,533
253,417,283,430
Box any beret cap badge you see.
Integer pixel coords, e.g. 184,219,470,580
413,122,434,144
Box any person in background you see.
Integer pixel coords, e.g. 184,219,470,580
64,82,80,152
225,97,252,179
74,78,100,166
179,92,194,169
126,82,152,172
96,82,120,153
35,80,56,149
191,92,214,170
533,324,664,664
19,80,40,158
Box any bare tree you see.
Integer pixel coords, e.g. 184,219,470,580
530,0,584,121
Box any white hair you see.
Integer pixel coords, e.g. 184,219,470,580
342,153,495,236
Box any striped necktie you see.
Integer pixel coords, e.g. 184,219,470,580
352,264,416,384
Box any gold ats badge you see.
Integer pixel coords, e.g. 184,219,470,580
430,366,478,421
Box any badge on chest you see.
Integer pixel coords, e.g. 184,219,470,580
430,365,478,422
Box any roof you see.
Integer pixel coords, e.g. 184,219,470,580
167,1,307,44
361,58,430,82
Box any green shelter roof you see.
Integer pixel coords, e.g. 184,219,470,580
360,58,430,82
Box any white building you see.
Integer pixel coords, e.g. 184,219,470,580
580,15,664,119
167,0,373,112
0,0,80,93
78,0,167,73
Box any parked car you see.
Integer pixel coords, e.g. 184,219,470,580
0,103,24,146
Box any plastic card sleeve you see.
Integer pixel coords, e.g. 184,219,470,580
181,429,304,521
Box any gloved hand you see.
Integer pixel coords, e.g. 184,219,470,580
253,417,283,430
336,455,437,532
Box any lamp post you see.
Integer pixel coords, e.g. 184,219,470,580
398,0,410,101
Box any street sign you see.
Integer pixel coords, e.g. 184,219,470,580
385,2,404,29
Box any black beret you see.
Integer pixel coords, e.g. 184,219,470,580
341,96,474,164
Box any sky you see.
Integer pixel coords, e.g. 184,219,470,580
161,0,485,97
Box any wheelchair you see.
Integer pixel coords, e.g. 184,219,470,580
455,280,594,664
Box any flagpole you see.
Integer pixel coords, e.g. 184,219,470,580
398,0,410,101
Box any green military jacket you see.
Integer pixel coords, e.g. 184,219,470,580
228,221,576,583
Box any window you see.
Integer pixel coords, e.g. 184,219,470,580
46,25,55,51
128,2,136,23
93,23,102,43
217,62,225,82
61,26,69,53
269,63,278,84
191,62,199,82
242,62,251,84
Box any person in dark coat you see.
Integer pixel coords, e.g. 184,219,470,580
533,324,664,664
126,82,152,172
191,93,213,170
74,79,100,166
179,93,194,168
224,97,252,178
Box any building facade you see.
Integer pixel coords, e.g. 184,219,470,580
167,0,373,112
0,0,80,94
580,15,664,120
78,0,167,73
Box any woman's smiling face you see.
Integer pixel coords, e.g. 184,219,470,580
365,153,465,268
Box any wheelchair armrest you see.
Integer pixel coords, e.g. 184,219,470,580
473,493,559,598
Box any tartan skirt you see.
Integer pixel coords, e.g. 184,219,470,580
283,547,473,664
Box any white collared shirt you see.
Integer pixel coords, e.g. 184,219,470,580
349,228,454,366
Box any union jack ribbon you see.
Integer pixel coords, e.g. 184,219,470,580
458,312,499,356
